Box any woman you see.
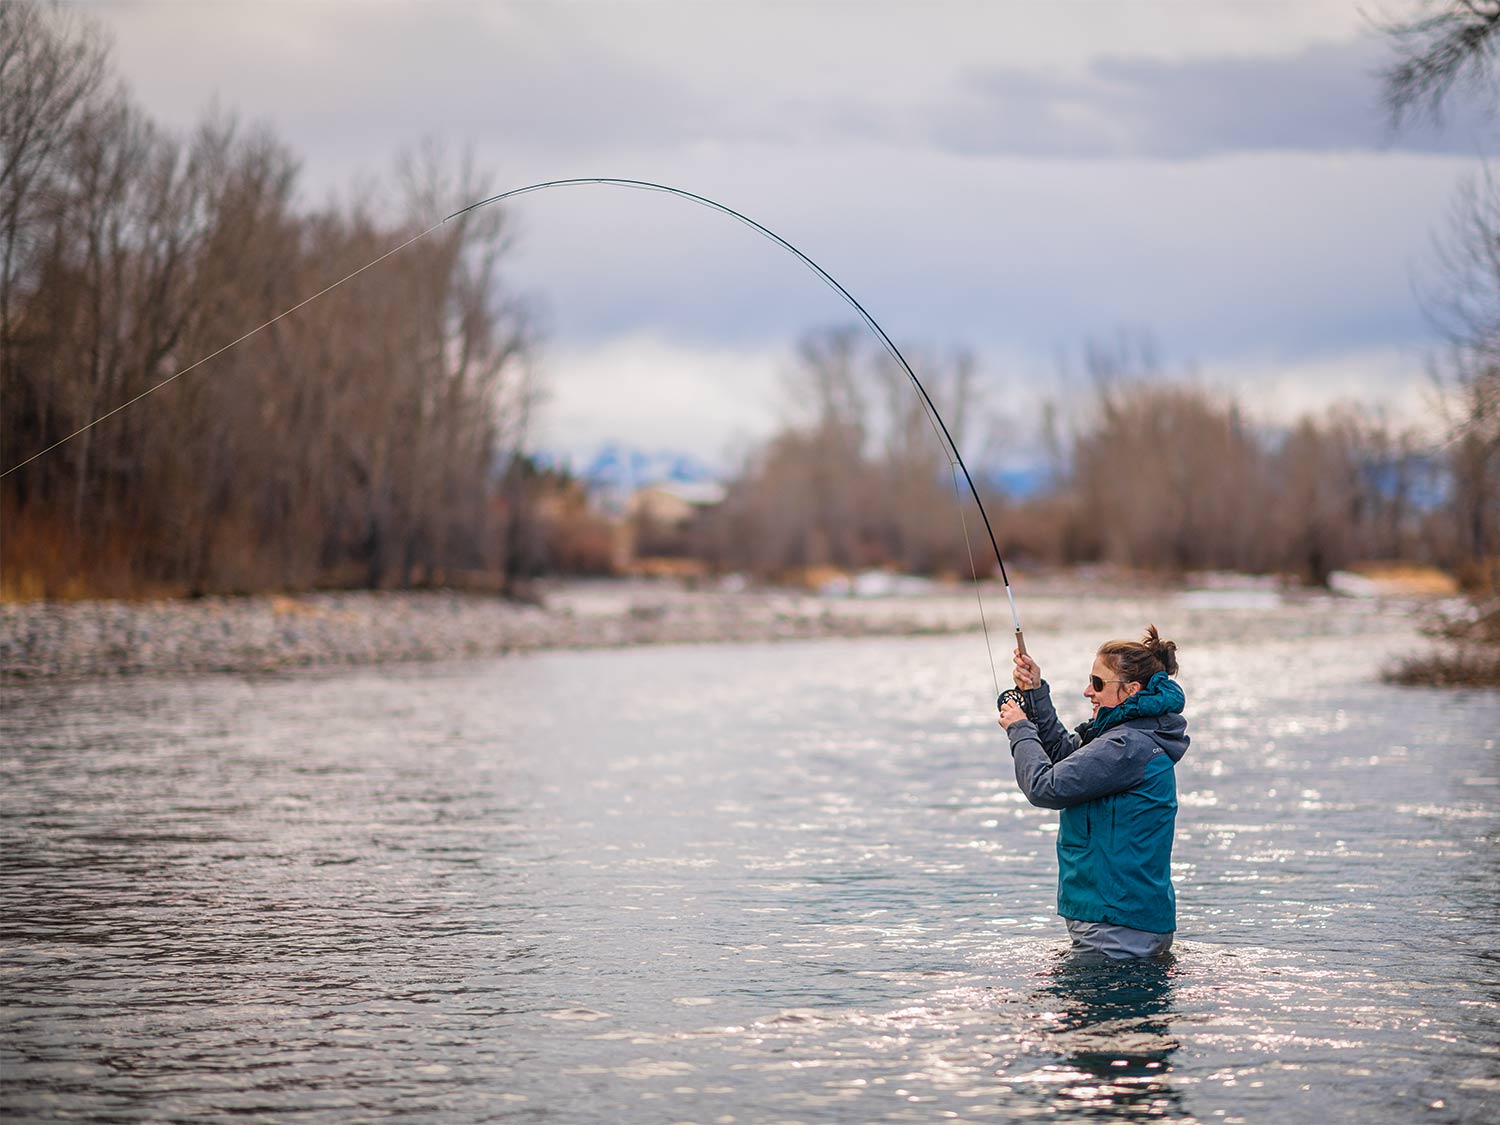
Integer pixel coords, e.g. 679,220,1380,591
997,626,1188,960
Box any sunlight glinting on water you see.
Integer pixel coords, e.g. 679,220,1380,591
2,595,1498,1123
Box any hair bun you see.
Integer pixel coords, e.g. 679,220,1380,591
1143,624,1179,676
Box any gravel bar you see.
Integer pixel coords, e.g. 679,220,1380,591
0,581,993,680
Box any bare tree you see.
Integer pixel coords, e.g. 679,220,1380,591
1054,334,1432,581
869,343,978,573
1,3,542,598
1426,173,1500,575
717,327,986,578
1272,410,1382,585
0,1,108,382
1072,380,1270,574
1383,0,1500,584
1382,0,1500,126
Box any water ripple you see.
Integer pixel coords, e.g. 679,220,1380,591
3,606,1498,1122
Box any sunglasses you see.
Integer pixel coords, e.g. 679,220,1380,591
1089,675,1127,692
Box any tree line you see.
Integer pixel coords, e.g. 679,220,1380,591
637,0,1500,593
661,328,1465,589
3,0,1495,599
2,2,543,597
700,328,984,578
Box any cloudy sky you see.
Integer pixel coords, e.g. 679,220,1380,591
83,0,1492,471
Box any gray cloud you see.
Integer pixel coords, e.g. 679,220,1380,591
96,1,1489,177
495,140,1457,372
91,2,743,174
929,38,1492,160
80,0,1480,453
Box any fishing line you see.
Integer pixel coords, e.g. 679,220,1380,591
0,220,447,481
450,179,1027,698
446,179,1028,678
950,460,1002,700
4,176,1027,698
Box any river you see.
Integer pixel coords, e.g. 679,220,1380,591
3,592,1498,1123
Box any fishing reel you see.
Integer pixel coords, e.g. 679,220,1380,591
997,687,1031,718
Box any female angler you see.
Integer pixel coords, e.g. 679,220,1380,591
998,626,1189,960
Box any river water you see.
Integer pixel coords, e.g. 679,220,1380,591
3,593,1498,1123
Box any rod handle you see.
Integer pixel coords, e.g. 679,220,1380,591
1014,627,1027,659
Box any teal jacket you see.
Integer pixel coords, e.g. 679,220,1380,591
1005,679,1189,933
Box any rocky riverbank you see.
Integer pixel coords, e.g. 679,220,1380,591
0,581,995,680
3,573,1464,683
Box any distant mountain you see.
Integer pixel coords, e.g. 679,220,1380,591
982,465,1053,500
583,443,719,488
534,443,721,512
538,442,1055,507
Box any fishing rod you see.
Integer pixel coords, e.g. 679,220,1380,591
3,176,1030,705
445,179,1029,705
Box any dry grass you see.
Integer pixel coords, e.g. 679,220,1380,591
624,557,711,581
0,506,180,602
1346,561,1462,596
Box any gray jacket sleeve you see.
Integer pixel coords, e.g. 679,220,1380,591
1006,722,1156,810
1021,681,1080,763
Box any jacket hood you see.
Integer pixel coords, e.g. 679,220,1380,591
1145,710,1190,762
1079,671,1186,746
1070,709,1190,762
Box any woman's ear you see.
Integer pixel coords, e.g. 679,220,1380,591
1125,682,1143,698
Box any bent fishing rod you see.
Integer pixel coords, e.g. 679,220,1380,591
3,176,1031,705
446,180,1029,696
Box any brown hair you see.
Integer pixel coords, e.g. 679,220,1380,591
1098,624,1178,685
